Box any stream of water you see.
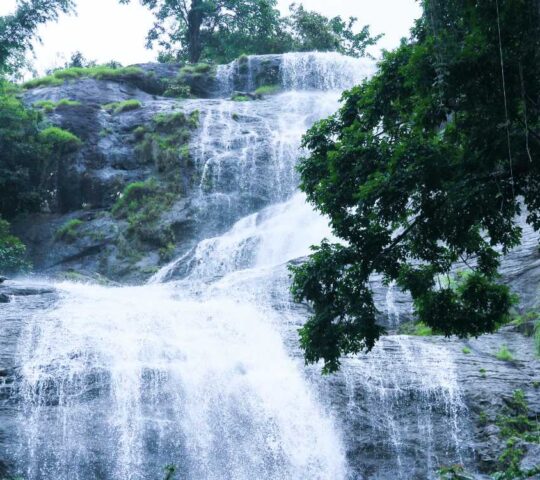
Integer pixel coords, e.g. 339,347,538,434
3,52,470,480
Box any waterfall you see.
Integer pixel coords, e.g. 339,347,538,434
5,53,471,480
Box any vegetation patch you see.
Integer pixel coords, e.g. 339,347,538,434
34,98,81,113
0,217,28,274
23,65,146,89
231,94,251,102
163,80,191,99
134,110,198,173
180,63,213,76
56,219,84,243
397,321,433,336
254,84,281,96
39,126,82,153
112,178,176,248
492,390,540,479
496,345,515,362
104,99,142,114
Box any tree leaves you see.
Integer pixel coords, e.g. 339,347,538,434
291,0,540,373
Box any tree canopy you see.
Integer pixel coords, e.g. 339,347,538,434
291,0,540,373
125,0,380,64
0,0,74,75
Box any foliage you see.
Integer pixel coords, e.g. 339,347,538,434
231,94,251,102
112,178,176,247
254,84,281,96
496,345,514,362
124,0,379,64
135,110,198,173
397,321,433,336
23,65,145,89
492,390,540,479
56,218,83,243
34,98,81,112
291,0,540,373
0,0,74,75
123,0,286,64
284,3,381,58
104,99,142,114
437,464,474,480
0,217,28,274
39,126,82,152
0,80,46,219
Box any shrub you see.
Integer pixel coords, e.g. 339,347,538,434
398,321,433,336
23,66,145,89
496,345,514,362
104,99,142,114
34,98,81,113
254,84,281,96
56,219,84,243
112,179,160,218
0,217,28,274
39,127,82,152
33,100,56,112
112,178,176,247
232,94,250,102
164,80,191,98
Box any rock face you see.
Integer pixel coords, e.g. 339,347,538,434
1,53,539,479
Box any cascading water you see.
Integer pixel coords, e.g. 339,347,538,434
4,52,472,480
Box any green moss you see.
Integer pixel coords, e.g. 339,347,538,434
56,219,84,243
112,178,176,247
39,127,82,152
493,390,540,479
56,98,81,107
23,66,145,89
232,113,240,121
397,321,433,336
104,99,142,114
232,94,251,102
254,84,281,96
133,126,147,140
181,63,213,75
33,100,56,112
164,81,191,98
496,345,514,362
479,368,487,378
462,346,471,354
34,98,81,113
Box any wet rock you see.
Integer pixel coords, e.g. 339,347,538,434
0,293,9,303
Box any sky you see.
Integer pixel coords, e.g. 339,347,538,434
0,0,421,74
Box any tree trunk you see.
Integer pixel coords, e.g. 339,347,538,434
187,0,204,63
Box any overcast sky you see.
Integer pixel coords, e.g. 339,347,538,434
1,0,421,73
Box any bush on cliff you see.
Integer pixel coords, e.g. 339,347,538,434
0,217,28,274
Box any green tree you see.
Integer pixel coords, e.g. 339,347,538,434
291,0,540,373
124,0,284,64
285,3,381,58
0,0,74,75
